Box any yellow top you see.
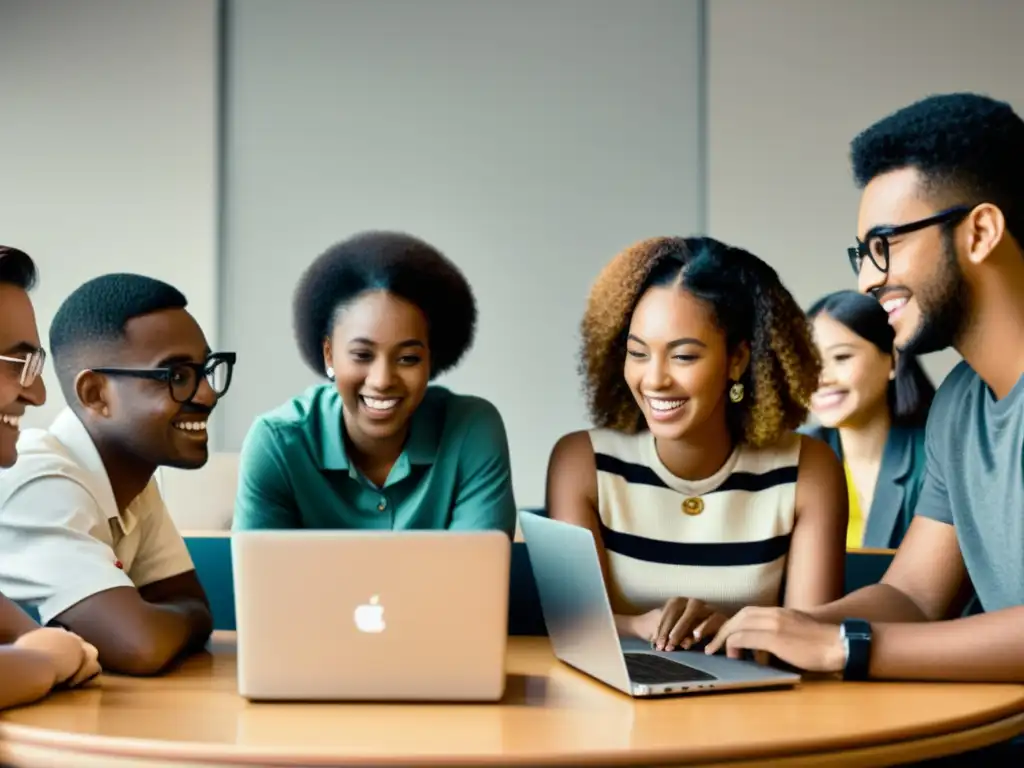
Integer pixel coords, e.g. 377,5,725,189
844,462,864,549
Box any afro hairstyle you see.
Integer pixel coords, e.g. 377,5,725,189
850,92,1024,243
292,231,476,379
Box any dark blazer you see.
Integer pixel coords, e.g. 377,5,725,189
801,424,927,549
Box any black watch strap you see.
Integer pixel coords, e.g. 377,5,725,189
841,618,872,681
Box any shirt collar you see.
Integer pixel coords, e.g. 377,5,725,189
316,385,441,473
48,408,121,524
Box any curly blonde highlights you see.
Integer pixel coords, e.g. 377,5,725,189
580,236,820,448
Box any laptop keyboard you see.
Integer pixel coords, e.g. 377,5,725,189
624,653,717,684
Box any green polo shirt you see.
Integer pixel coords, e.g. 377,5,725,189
232,384,516,536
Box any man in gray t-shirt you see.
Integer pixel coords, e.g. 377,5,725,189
916,360,1024,614
707,93,1024,692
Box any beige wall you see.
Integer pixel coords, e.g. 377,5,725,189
706,0,1024,385
219,0,705,508
0,0,219,430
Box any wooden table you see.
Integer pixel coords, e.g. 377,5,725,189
2,634,1023,767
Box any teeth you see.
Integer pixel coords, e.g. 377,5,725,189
173,421,207,432
647,399,685,412
0,414,20,429
881,297,908,313
361,396,400,411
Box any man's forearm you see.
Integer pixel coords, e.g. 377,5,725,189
869,606,1024,681
807,583,930,625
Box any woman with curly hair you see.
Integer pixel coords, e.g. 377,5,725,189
546,236,847,652
233,231,516,536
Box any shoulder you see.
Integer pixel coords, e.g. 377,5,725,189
0,429,99,508
546,430,598,490
586,426,645,462
251,383,335,434
930,360,978,414
428,387,504,432
242,384,335,451
793,433,844,497
798,423,840,454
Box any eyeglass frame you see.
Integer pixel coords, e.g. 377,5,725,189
0,348,46,387
848,205,973,276
89,351,237,404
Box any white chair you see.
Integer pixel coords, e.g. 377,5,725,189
157,452,240,531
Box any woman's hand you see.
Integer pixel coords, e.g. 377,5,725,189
14,628,101,687
626,598,731,651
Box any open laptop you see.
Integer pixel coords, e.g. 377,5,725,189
519,512,800,697
232,529,510,701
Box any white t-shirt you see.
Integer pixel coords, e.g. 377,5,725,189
0,409,195,624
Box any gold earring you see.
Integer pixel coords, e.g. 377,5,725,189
101,406,110,417
729,381,745,403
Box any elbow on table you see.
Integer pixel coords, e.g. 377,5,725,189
101,628,193,677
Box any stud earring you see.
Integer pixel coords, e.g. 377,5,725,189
101,406,110,417
326,366,335,380
728,381,745,403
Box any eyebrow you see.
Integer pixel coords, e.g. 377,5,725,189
349,338,425,349
155,353,202,367
627,334,707,349
825,343,858,352
0,341,41,356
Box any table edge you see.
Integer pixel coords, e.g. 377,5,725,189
2,705,1023,767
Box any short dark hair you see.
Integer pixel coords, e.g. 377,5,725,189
808,290,935,428
293,231,477,378
582,236,820,447
850,92,1024,244
0,246,37,290
49,273,188,402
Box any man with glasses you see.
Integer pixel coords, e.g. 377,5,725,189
0,246,101,705
708,93,1024,696
0,272,236,676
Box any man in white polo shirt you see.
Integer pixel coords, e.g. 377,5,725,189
0,245,101,705
0,272,236,676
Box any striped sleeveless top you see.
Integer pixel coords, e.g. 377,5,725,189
589,428,802,614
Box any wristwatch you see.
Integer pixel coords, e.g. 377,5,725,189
840,618,872,680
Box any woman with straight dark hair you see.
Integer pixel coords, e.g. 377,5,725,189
804,290,935,549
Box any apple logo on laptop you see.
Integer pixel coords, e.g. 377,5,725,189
354,595,385,633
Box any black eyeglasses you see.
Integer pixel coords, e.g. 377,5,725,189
848,205,972,276
91,352,237,404
0,348,46,387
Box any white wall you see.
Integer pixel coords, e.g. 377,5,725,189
220,0,705,507
0,0,219,429
706,0,1024,384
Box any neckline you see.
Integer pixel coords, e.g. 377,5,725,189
640,432,742,496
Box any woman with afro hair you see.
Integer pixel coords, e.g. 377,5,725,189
545,236,847,652
233,231,516,536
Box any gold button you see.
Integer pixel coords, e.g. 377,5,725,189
378,499,387,511
681,497,704,516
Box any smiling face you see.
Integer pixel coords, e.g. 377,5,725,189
810,313,893,429
856,167,970,354
624,285,746,443
0,283,46,467
83,308,219,470
324,290,431,447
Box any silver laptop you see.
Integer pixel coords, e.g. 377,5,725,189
231,529,510,701
519,512,800,697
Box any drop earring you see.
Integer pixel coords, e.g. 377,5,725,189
728,381,745,403
326,366,335,380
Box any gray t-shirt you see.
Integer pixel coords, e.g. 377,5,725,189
917,361,1024,612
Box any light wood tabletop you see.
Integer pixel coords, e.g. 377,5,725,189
1,633,1023,767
